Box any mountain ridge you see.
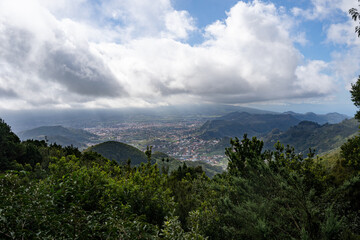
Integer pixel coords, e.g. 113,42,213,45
18,125,98,149
199,111,349,139
262,118,358,154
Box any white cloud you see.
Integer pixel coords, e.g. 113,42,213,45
292,0,358,45
163,10,195,40
0,0,337,109
295,60,335,95
93,0,196,41
323,0,360,92
291,0,359,47
291,0,351,20
294,0,358,47
94,1,336,105
327,20,360,46
332,48,360,90
290,0,360,94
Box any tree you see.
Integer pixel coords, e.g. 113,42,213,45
225,134,268,177
350,76,360,120
344,1,360,172
349,0,360,37
0,118,22,171
340,134,360,174
349,1,360,120
145,145,153,164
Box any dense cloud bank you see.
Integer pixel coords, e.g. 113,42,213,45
0,0,357,109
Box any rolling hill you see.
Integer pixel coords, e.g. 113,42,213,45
262,118,359,154
283,111,349,124
86,141,148,165
18,125,98,149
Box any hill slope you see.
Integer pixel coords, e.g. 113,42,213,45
86,141,148,165
199,112,300,139
262,118,359,154
283,111,349,124
198,111,350,140
18,125,98,149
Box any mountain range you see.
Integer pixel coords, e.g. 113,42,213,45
14,109,354,160
1,104,275,132
283,111,349,124
199,111,349,139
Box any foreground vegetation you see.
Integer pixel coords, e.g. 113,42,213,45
1,113,360,239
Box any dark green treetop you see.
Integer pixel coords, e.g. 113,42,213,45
350,76,360,120
0,118,22,170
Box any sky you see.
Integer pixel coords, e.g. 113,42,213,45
0,0,359,115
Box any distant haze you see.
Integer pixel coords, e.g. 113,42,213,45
0,104,351,133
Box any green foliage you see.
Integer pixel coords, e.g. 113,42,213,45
263,119,359,154
160,215,207,240
18,141,43,167
351,76,360,121
0,155,173,239
194,136,356,240
349,0,360,37
320,207,345,240
225,134,267,176
145,145,153,164
167,163,210,228
0,118,22,171
341,135,360,174
199,112,300,139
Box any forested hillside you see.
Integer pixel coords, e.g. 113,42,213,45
1,114,360,239
199,112,300,139
283,111,349,124
262,118,358,154
198,111,349,140
85,141,148,165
